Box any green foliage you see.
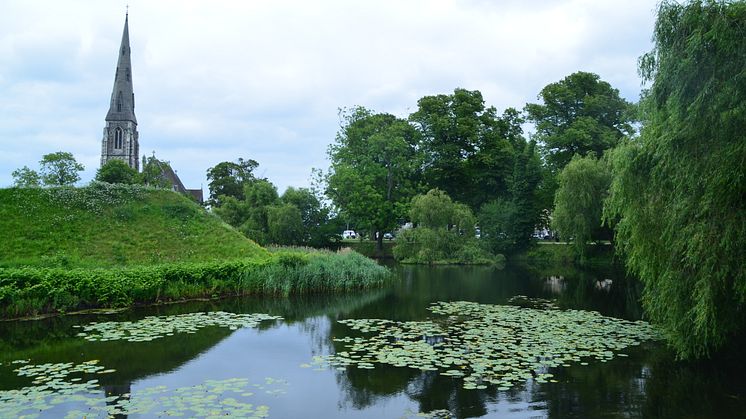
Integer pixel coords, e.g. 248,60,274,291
213,179,280,245
205,158,259,207
526,71,636,171
552,155,611,261
478,198,520,254
139,156,172,189
394,190,495,265
0,249,389,319
410,89,520,209
0,183,266,268
605,0,746,359
267,204,304,245
281,186,339,247
478,140,544,254
39,151,84,186
327,107,421,249
95,159,139,184
11,166,41,187
409,189,454,229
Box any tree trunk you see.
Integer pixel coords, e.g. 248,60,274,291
376,230,383,257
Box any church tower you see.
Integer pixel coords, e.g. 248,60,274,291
101,12,139,171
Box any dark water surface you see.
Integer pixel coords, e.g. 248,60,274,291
1,262,745,418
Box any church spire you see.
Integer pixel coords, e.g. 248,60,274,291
105,13,137,123
101,12,139,171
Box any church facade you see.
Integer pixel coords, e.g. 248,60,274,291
101,13,139,170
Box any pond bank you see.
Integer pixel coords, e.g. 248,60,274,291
0,249,389,320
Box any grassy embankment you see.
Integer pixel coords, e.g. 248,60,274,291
0,184,388,319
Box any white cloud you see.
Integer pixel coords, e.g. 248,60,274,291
0,0,656,192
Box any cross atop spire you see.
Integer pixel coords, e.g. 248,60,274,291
105,12,137,123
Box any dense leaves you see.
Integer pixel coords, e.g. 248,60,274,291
605,0,746,359
526,72,635,171
327,107,421,251
39,151,84,186
394,190,494,264
95,159,139,184
479,141,544,254
553,155,611,260
410,89,519,209
11,166,40,187
205,158,259,207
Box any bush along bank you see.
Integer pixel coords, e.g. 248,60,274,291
0,249,389,320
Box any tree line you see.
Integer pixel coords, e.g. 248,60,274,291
202,0,745,360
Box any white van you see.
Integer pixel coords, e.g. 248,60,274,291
342,230,357,239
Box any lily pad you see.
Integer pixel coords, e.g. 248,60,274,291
310,301,661,390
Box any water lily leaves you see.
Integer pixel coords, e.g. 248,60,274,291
311,301,661,390
0,360,286,418
75,311,283,343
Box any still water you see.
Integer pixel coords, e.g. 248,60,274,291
1,262,744,418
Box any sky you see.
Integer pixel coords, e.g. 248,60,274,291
0,0,657,194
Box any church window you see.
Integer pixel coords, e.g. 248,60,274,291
126,68,130,81
114,128,123,149
116,91,123,112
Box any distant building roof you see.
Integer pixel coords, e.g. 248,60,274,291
153,159,204,204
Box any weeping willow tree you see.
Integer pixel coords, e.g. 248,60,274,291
605,0,746,359
553,154,610,262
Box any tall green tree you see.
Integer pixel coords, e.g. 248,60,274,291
95,159,139,184
605,0,746,359
240,179,280,244
526,71,636,171
327,107,421,252
39,152,84,186
410,89,517,209
11,166,41,187
479,140,544,254
553,154,610,261
281,187,338,247
206,158,259,207
266,204,304,246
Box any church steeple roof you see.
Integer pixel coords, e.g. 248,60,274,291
105,13,137,123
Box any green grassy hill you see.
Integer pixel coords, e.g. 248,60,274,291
0,184,268,268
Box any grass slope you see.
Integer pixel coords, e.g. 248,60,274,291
0,184,389,319
0,184,267,268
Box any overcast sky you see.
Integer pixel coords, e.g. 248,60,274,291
0,0,657,194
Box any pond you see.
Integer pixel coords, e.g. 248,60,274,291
1,262,745,418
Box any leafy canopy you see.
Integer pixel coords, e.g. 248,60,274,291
206,158,259,207
95,159,139,184
605,0,746,359
552,154,610,260
11,166,41,187
410,89,520,209
327,107,421,247
526,71,635,170
39,151,84,186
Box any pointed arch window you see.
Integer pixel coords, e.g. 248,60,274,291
116,91,123,112
126,68,130,81
114,128,123,149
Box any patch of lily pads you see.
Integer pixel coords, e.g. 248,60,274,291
74,311,283,342
0,360,286,418
310,301,662,390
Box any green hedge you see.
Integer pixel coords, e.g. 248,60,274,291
0,250,389,319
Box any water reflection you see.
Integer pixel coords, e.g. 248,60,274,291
1,263,745,418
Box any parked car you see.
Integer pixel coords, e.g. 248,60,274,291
342,230,357,239
383,232,394,240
